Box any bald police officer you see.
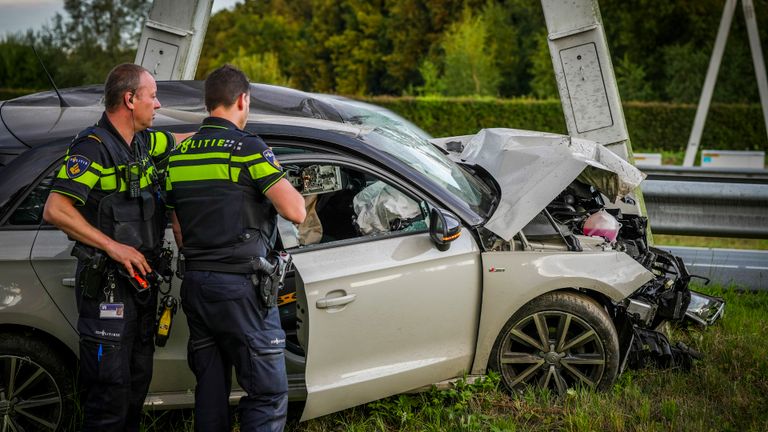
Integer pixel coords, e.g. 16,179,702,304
166,65,305,431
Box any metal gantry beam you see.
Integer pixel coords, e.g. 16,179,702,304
684,0,768,166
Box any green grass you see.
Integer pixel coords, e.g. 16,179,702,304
284,285,767,432
654,235,768,250
142,285,767,431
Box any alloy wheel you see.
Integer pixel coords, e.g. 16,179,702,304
496,310,607,394
0,355,63,431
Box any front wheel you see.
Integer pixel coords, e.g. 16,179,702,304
0,333,76,431
489,291,620,395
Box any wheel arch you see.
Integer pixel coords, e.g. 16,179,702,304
0,323,78,365
470,251,651,375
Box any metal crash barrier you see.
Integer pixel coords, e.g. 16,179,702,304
642,179,768,238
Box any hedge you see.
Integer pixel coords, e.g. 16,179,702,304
2,87,765,153
364,96,768,153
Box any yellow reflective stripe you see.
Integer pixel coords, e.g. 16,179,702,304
168,164,230,182
55,165,68,179
230,167,241,181
70,171,100,188
248,161,280,180
150,131,170,157
165,175,173,191
231,153,263,163
100,174,118,190
169,152,231,162
99,172,153,191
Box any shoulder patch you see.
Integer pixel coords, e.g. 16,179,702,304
262,148,281,169
66,155,91,179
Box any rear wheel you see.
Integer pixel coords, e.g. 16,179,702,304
0,333,76,431
489,291,619,395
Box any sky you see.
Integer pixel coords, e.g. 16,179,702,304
0,0,241,36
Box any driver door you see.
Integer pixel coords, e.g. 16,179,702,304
276,158,482,420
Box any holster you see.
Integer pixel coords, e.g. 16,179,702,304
251,258,280,309
72,244,108,299
250,251,293,310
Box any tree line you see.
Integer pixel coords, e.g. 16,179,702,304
2,0,767,104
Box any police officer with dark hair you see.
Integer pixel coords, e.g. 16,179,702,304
43,63,192,431
166,64,306,431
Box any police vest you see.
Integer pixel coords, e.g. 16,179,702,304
75,127,165,255
168,133,277,274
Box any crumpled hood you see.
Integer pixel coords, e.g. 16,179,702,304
430,128,645,241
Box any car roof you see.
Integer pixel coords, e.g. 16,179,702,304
0,82,484,227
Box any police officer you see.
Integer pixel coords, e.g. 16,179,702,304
166,64,305,432
43,63,192,431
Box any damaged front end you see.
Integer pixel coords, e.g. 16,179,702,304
434,128,725,373
546,178,725,372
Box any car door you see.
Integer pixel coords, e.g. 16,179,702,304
20,168,196,394
275,156,483,420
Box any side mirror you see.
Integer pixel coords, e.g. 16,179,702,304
429,207,462,252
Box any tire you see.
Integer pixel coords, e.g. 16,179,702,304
489,291,619,395
0,333,76,431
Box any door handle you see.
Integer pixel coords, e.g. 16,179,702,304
62,277,76,287
316,293,356,309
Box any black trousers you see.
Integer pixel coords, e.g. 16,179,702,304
75,262,157,432
181,270,288,432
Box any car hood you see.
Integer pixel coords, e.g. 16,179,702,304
431,128,645,241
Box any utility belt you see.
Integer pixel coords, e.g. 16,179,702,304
250,251,293,312
72,243,173,300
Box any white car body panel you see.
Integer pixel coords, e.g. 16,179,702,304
296,229,481,421
431,128,645,241
469,250,654,374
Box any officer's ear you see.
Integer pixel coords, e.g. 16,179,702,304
125,91,135,111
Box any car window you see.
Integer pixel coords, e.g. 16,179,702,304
5,170,56,226
277,163,428,249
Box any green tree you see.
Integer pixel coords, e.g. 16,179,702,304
662,42,709,103
439,9,500,96
416,60,445,96
230,48,294,87
528,30,557,99
615,53,656,101
0,32,59,90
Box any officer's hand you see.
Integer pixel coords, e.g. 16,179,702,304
105,241,151,277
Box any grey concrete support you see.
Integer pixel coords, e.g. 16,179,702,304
134,0,214,80
540,0,645,220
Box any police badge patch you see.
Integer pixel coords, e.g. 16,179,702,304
262,149,281,169
66,155,91,179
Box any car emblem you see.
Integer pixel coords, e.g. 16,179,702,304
488,267,506,272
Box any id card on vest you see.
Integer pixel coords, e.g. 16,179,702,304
99,302,125,319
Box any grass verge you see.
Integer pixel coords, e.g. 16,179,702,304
140,285,766,431
284,285,767,432
654,235,768,250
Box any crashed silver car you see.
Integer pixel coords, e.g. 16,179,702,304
0,82,723,429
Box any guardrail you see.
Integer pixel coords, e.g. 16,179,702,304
641,178,768,238
641,166,768,184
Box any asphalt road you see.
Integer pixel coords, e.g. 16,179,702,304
660,246,768,291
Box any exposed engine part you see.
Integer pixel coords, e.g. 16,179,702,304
539,178,722,374
624,298,658,327
626,327,702,371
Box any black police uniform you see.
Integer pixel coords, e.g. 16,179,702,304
166,117,288,432
51,113,174,431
